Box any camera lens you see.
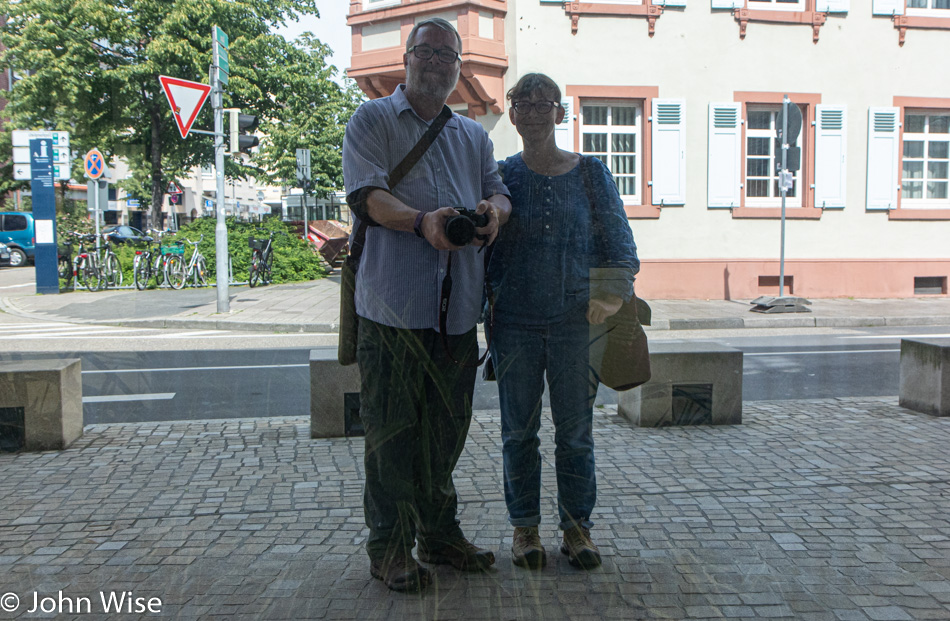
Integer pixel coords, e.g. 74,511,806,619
445,216,476,246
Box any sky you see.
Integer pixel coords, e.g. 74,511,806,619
276,3,353,82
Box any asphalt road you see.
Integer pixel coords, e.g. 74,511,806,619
2,326,945,425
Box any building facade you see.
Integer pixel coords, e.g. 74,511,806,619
347,0,950,299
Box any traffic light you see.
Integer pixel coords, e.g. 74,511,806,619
227,108,259,154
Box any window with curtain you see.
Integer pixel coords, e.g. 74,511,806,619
745,106,802,207
901,111,950,208
580,102,641,203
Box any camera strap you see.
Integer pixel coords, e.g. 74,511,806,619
439,248,493,368
347,105,453,267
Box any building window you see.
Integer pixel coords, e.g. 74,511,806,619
580,102,641,203
748,0,805,10
907,0,950,16
365,0,401,8
745,106,801,207
201,165,213,180
901,111,950,208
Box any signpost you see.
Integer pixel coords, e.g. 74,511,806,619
12,131,70,181
296,148,312,239
750,96,811,314
157,25,232,311
30,138,59,294
84,148,110,249
159,76,212,139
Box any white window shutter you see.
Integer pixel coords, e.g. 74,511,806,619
651,99,686,205
554,98,575,152
816,0,850,12
711,0,743,8
814,105,848,209
655,0,687,6
866,107,900,211
707,103,742,209
872,0,903,15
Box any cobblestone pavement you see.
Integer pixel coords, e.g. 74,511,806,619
2,397,949,620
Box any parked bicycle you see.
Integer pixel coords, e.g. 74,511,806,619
249,230,283,287
70,232,103,292
168,235,208,289
57,240,73,288
97,232,123,289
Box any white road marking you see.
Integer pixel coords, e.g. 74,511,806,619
82,363,308,375
82,393,176,403
745,349,899,356
838,333,950,340
0,282,35,289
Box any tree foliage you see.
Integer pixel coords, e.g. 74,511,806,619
0,0,361,221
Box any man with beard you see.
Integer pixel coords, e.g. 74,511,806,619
342,18,511,592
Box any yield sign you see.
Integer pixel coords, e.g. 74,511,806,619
159,75,212,138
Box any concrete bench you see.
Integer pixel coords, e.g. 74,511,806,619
617,342,743,427
310,349,361,438
0,358,83,451
899,338,950,417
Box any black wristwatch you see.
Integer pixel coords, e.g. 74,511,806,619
413,211,426,238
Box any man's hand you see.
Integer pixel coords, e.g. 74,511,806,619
588,296,623,325
473,194,511,246
420,207,465,251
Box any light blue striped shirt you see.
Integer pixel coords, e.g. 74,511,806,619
342,85,507,333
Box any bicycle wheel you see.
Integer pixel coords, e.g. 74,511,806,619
263,258,272,285
166,255,187,290
134,255,152,290
105,253,123,288
81,258,102,292
194,256,208,286
153,256,166,287
249,251,261,287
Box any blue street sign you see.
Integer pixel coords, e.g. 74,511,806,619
127,199,140,207
30,138,59,294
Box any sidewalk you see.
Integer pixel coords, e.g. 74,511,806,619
4,276,950,333
2,397,950,620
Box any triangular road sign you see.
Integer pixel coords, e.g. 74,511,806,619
167,182,182,194
159,76,212,139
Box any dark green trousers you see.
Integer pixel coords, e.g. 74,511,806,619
356,318,478,560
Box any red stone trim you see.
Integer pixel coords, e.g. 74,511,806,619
348,0,506,24
888,209,950,220
734,91,821,215
566,85,660,213
562,1,665,37
729,1,828,43
893,96,950,215
892,14,950,46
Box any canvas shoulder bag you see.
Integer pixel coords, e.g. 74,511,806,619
579,155,652,391
338,105,454,365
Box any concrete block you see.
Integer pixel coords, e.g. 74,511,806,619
310,349,361,438
899,338,950,417
618,342,742,427
0,358,83,451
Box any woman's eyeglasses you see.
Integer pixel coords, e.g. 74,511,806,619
512,101,560,114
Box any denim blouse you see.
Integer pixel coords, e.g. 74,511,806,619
488,154,640,325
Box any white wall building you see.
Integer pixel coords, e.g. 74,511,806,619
347,0,950,299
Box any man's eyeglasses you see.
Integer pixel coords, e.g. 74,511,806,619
512,101,560,114
408,45,460,64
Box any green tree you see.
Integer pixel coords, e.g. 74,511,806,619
0,0,359,222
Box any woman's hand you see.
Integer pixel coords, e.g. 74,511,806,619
587,295,623,325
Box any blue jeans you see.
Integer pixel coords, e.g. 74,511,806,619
491,306,606,530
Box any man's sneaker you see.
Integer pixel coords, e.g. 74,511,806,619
560,526,601,569
418,534,495,572
511,526,546,569
370,552,431,592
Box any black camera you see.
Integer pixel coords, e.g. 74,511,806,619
444,208,490,247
